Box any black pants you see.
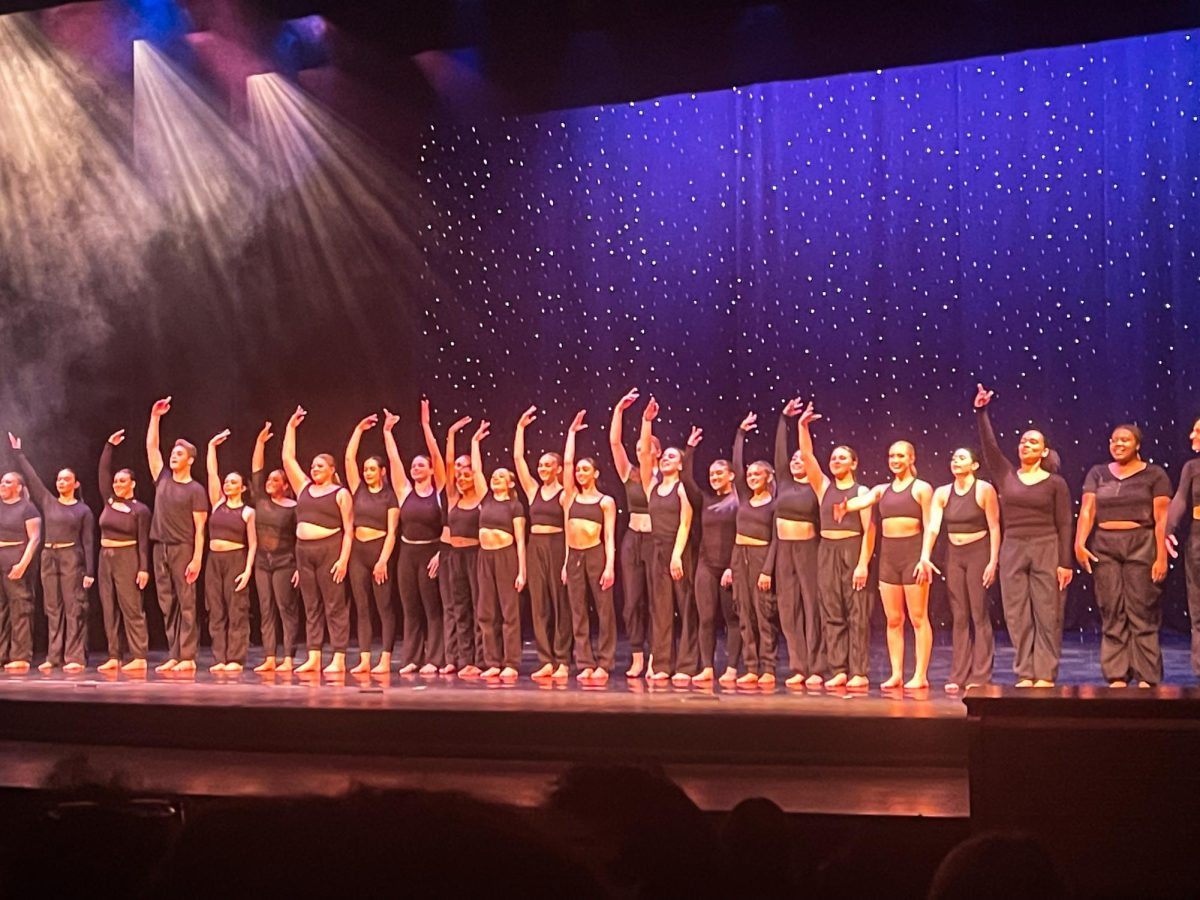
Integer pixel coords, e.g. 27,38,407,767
619,529,653,654
1186,529,1200,676
945,538,993,685
819,538,871,678
99,545,147,660
441,544,478,668
296,534,350,653
648,539,699,676
774,538,824,676
152,542,199,662
255,548,300,659
205,549,250,664
732,543,776,674
477,544,521,669
0,545,35,664
349,537,395,656
566,543,616,670
398,541,442,667
42,546,88,666
695,559,740,670
529,532,572,667
999,534,1063,682
1093,528,1162,684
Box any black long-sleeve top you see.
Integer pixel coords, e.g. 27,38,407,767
98,443,151,572
975,408,1073,568
681,439,739,570
1166,458,1200,535
14,449,96,577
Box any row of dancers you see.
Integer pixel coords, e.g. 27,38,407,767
0,386,1197,690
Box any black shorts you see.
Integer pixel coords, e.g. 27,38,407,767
879,534,922,586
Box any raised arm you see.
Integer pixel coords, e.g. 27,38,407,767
7,435,51,507
344,415,377,496
637,396,659,496
797,403,831,498
681,427,705,505
280,406,309,496
973,384,1012,481
444,416,471,506
513,406,539,500
562,410,587,506
469,420,490,499
382,408,411,502
421,399,447,492
206,430,230,509
774,401,795,476
733,413,756,500
609,388,640,483
146,396,171,482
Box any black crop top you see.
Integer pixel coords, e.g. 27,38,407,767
402,489,442,541
568,496,606,525
479,494,523,535
1084,464,1170,528
210,503,249,544
0,497,40,543
773,414,819,525
649,480,686,545
353,484,398,532
296,484,346,530
448,502,481,539
738,498,776,543
14,450,97,576
879,480,923,521
681,443,737,568
820,481,865,535
99,501,151,570
251,470,296,554
530,486,565,528
944,483,988,534
624,474,651,516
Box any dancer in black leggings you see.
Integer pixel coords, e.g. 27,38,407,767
974,384,1073,688
96,431,151,674
515,405,571,680
205,430,257,673
610,388,659,677
250,422,300,674
9,433,95,673
1166,416,1200,676
470,420,527,680
1075,425,1170,687
384,400,448,676
344,414,399,675
282,406,353,676
0,472,40,673
680,425,740,685
638,396,698,684
562,410,617,682
444,416,483,677
918,448,1000,692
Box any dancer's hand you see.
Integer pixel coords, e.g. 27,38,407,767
852,563,868,590
720,568,733,588
973,384,994,409
1074,542,1097,574
686,427,703,448
331,557,348,583
1056,567,1073,591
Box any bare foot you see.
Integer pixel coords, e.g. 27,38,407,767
4,661,30,674
397,663,418,675
371,660,392,675
459,665,482,678
784,672,806,687
904,676,928,690
576,667,595,682
825,672,848,688
805,674,823,688
531,664,554,679
1137,680,1153,688
647,669,670,682
323,653,346,675
965,682,982,690
881,674,903,690
591,667,609,684
626,651,645,678
254,657,278,674
480,666,501,678
846,675,870,690
155,658,179,674
224,663,243,674
65,662,86,674
692,667,714,684
717,667,738,685
210,662,228,673
1014,678,1034,688
38,660,54,673
1108,680,1127,688
350,653,371,675
500,667,519,681
670,672,691,686
276,657,295,673
551,664,570,680
121,658,147,673
944,682,960,694
758,673,776,687
174,660,196,673
295,651,322,674
1032,679,1054,688
736,672,759,686
439,663,457,675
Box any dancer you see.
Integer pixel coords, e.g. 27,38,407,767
917,449,1001,692
836,440,934,689
250,422,300,674
974,384,1073,687
282,406,353,675
794,403,875,689
0,472,40,673
9,434,95,673
344,414,399,674
771,401,827,687
96,431,151,673
638,397,699,683
728,415,778,686
383,400,448,676
444,417,483,677
205,431,257,673
145,397,208,674
1165,416,1200,676
470,421,527,680
1075,425,1170,687
680,425,741,685
562,410,617,682
515,406,571,680
610,388,658,677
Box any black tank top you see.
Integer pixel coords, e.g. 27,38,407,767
649,480,684,544
568,496,606,525
210,503,248,544
775,478,820,525
296,484,345,530
448,502,480,539
624,474,651,515
401,488,442,541
530,486,565,528
879,480,922,521
353,484,398,531
944,483,988,534
820,481,865,535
